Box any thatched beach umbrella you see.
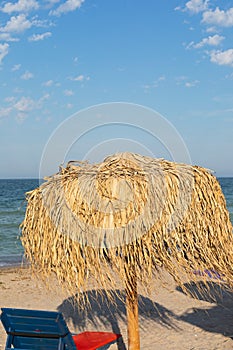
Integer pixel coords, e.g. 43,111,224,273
21,152,233,350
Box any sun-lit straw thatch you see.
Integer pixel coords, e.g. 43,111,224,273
21,152,233,299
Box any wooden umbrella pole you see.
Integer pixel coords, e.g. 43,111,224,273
125,269,140,350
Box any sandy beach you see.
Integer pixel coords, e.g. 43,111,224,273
0,266,232,350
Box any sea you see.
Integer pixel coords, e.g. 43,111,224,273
0,178,232,268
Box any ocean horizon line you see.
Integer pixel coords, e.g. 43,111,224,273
0,177,233,181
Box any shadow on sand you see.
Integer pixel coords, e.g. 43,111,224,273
176,281,233,339
57,289,178,350
57,283,233,349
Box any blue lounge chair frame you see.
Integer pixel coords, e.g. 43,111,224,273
0,308,120,350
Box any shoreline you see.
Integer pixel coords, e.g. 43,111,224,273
0,254,29,270
0,264,29,273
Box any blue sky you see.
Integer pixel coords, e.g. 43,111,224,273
0,0,233,178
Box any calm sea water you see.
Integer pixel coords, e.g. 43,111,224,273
0,178,232,267
0,179,39,267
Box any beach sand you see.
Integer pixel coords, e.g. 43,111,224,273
0,267,233,350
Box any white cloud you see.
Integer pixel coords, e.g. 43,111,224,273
185,41,195,49
16,113,27,122
28,31,52,41
0,14,32,33
152,76,166,87
21,70,34,80
175,76,188,83
38,93,50,107
5,96,16,103
11,64,21,71
225,72,233,80
14,96,35,113
66,103,73,109
0,106,12,119
44,0,60,6
142,76,166,91
50,0,84,16
13,95,40,121
0,43,9,64
199,34,224,47
70,74,84,81
142,84,151,91
41,93,50,100
32,17,55,28
0,33,19,41
1,0,39,14
210,49,233,67
176,75,187,82
187,34,224,49
175,76,199,87
157,76,165,82
13,87,23,93
1,94,51,121
64,89,74,96
205,26,218,33
43,79,53,86
0,14,54,48
185,0,209,14
202,7,233,27
185,80,200,87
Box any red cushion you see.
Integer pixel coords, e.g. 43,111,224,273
72,331,121,350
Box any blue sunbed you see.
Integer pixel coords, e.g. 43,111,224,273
0,308,121,350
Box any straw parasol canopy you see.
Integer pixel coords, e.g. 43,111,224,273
21,152,233,350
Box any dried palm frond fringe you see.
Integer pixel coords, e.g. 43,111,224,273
21,152,233,304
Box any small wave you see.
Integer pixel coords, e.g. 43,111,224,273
230,213,233,225
0,255,29,268
0,223,20,229
0,209,25,216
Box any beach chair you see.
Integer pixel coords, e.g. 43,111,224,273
0,308,122,350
